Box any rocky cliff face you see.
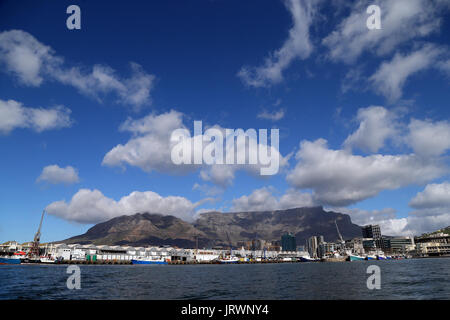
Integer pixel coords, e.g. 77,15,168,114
194,207,362,246
61,207,362,247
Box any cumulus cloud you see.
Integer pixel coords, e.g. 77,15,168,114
287,139,447,206
231,187,314,212
46,188,211,224
323,0,446,63
327,205,450,237
344,106,398,153
0,99,72,134
103,111,288,187
0,30,155,109
328,207,409,236
102,110,191,174
369,44,444,102
407,119,450,157
257,109,286,121
237,0,319,87
200,165,236,188
409,182,450,210
37,165,80,185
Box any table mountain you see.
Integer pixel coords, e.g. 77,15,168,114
60,207,362,248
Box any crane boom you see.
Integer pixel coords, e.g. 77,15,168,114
28,210,45,258
335,219,344,243
34,210,45,242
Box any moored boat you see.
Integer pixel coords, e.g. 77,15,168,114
300,256,319,262
347,254,365,261
131,256,168,265
218,256,240,264
40,257,56,264
366,254,377,260
0,256,21,265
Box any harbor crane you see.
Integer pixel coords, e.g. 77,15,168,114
226,231,233,256
28,210,45,258
335,219,345,244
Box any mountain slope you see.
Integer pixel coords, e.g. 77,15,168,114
60,207,362,247
62,213,209,247
194,207,362,246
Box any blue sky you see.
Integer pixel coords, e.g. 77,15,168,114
1,0,450,243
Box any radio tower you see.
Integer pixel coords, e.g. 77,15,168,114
28,210,45,258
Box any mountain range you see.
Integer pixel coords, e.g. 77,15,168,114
61,206,363,248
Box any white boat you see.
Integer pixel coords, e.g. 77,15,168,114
299,256,319,262
131,256,168,265
218,256,240,264
40,257,56,264
347,254,365,261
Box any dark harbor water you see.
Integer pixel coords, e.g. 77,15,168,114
1,258,449,300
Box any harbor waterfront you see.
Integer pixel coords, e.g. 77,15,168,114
1,223,449,265
1,258,449,300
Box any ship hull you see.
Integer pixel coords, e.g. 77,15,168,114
348,255,365,261
131,259,167,265
0,257,21,265
300,257,319,262
219,260,239,264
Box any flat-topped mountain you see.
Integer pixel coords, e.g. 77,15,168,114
61,207,362,248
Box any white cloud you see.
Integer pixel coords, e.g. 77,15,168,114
237,0,318,87
200,165,236,188
103,111,289,187
287,139,447,206
407,119,450,157
0,30,155,109
46,188,211,224
0,99,72,134
257,109,285,121
198,130,290,187
37,165,80,185
327,206,450,237
231,187,314,212
323,0,446,63
192,183,224,197
409,182,450,210
369,44,443,102
437,59,450,76
344,106,398,153
328,207,409,236
102,110,192,174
